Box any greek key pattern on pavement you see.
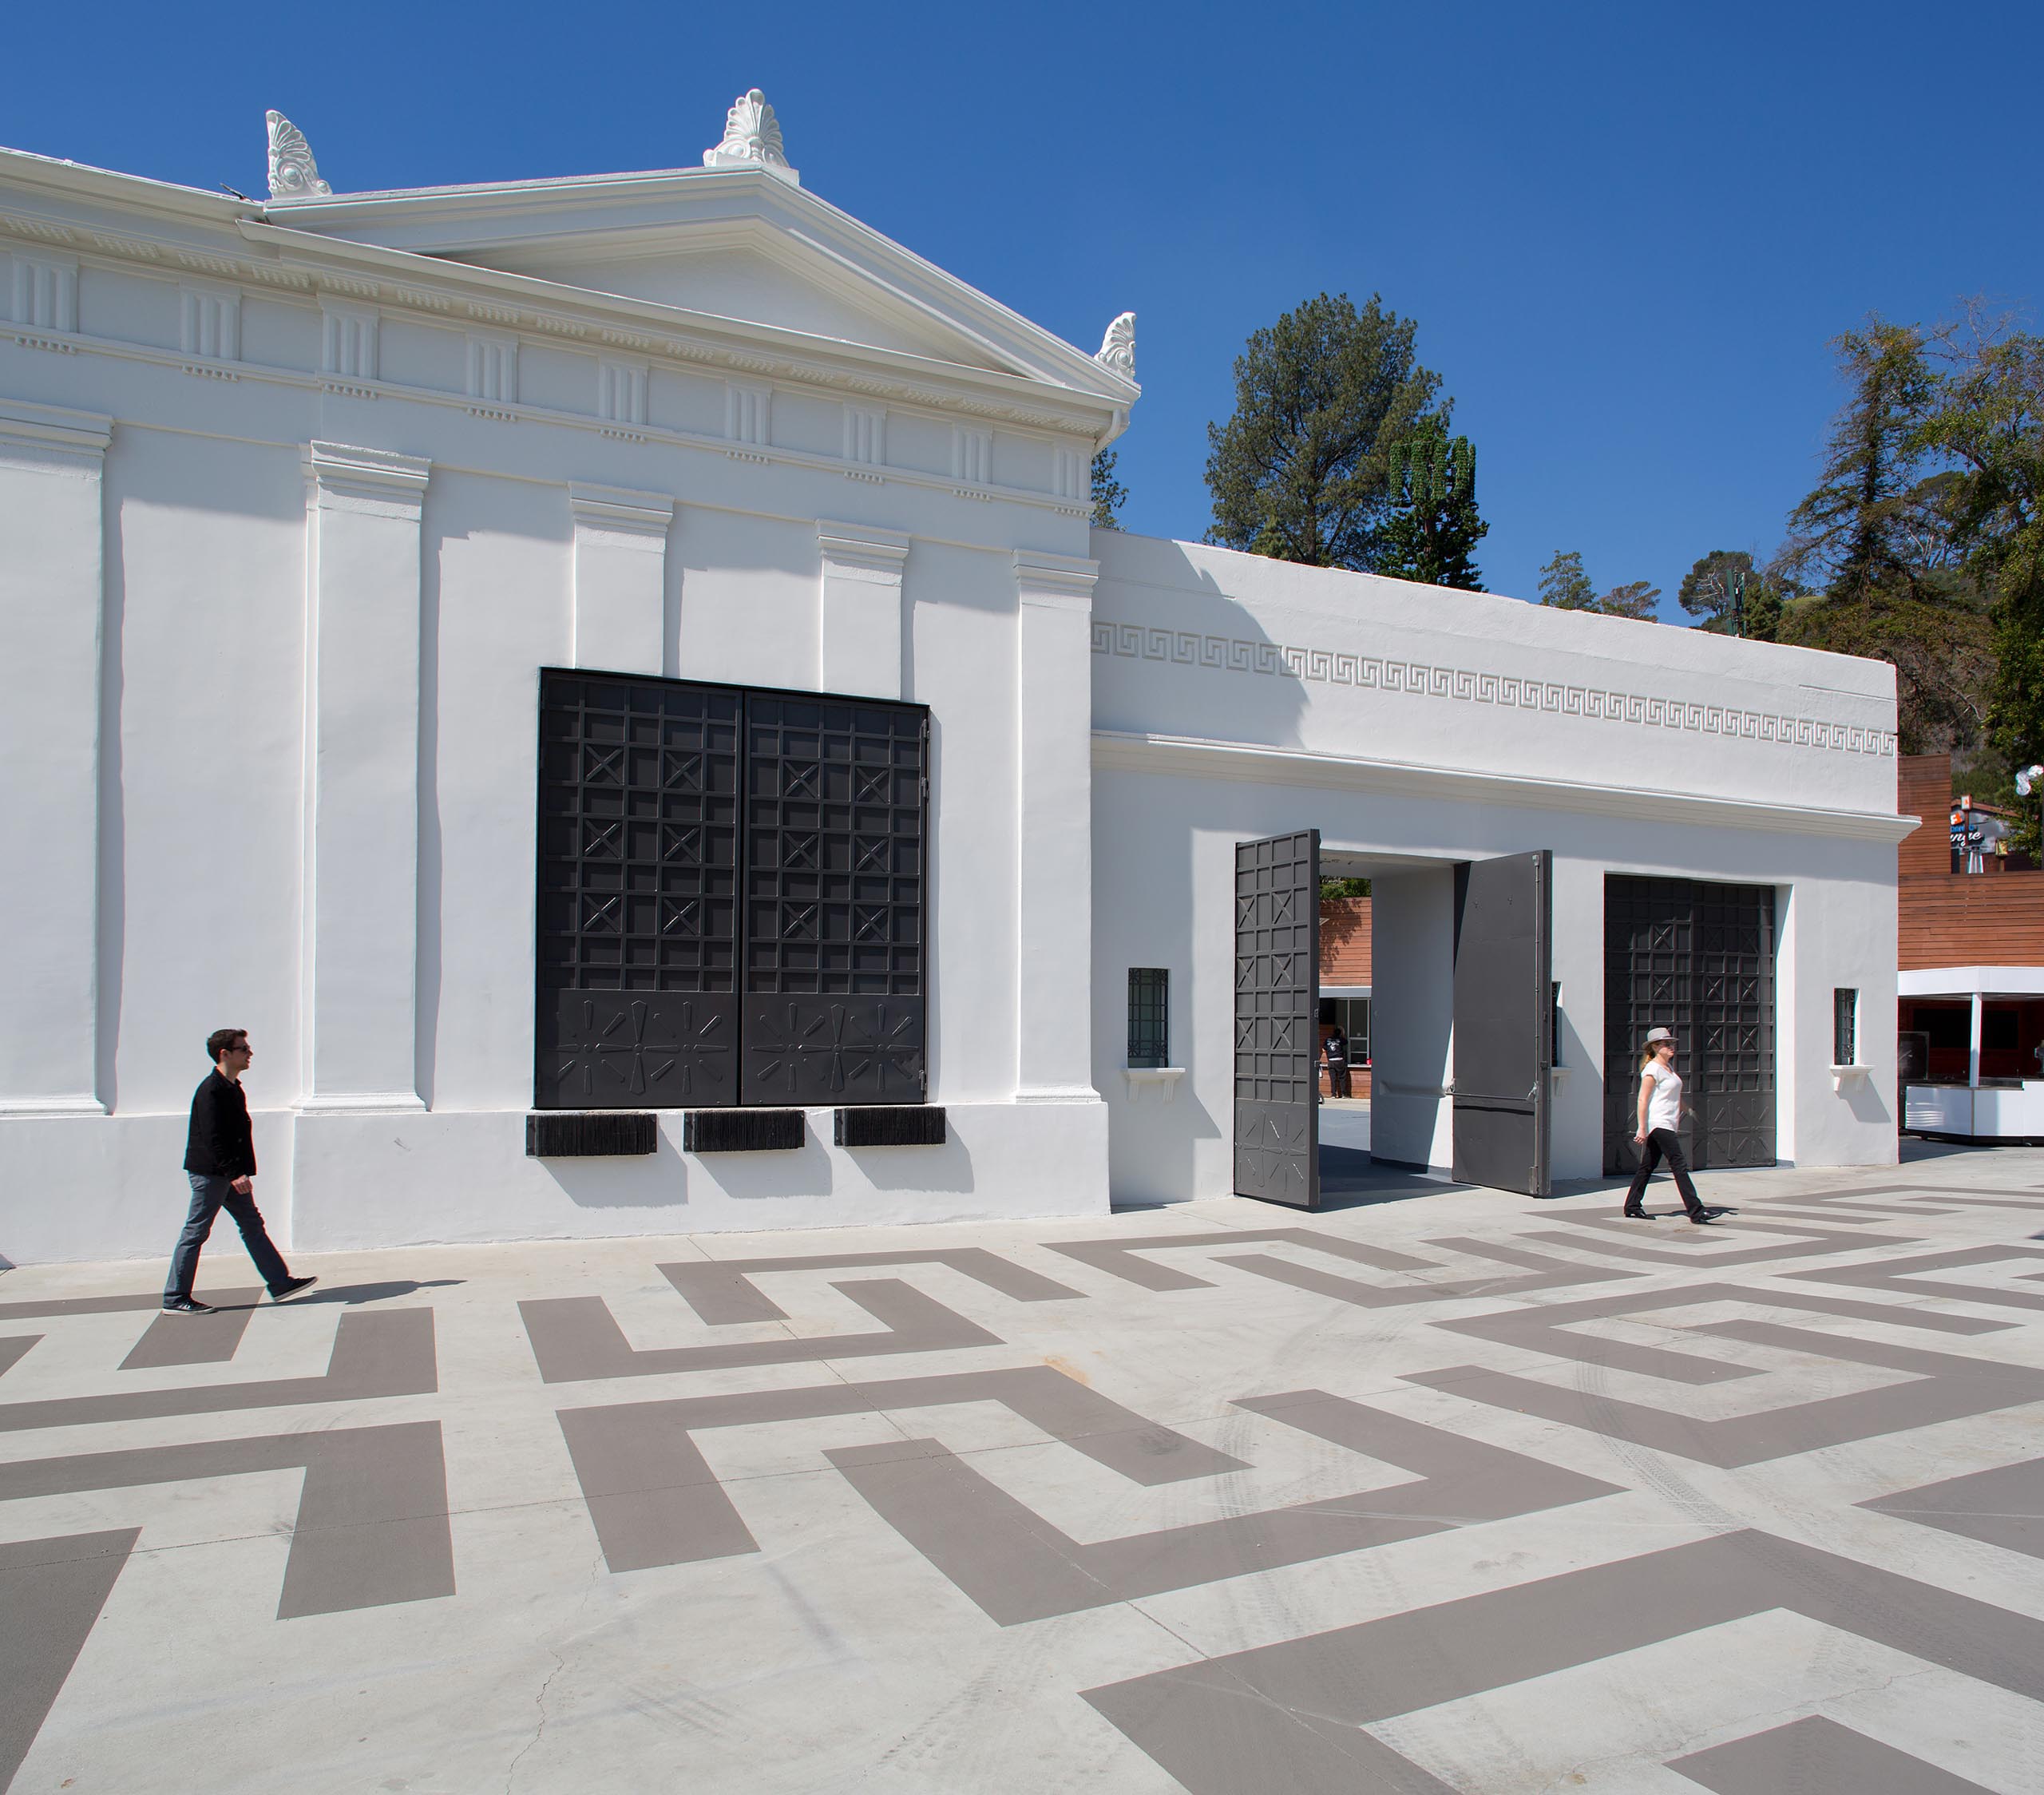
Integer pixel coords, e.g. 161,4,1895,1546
2,1168,2042,1789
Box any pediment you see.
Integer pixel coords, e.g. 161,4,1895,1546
463,237,1013,372
267,167,1133,398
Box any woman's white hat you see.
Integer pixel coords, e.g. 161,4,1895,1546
1644,1027,1677,1044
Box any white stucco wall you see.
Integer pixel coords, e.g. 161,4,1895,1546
0,153,1122,1262
1087,533,1906,1203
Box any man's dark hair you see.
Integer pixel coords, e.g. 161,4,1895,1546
206,1028,248,1063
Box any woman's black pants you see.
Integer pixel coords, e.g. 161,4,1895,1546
1624,1128,1703,1216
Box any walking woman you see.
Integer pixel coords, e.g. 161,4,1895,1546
1622,1028,1725,1224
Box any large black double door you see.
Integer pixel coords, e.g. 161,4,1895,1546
535,669,928,1111
1603,876,1777,1171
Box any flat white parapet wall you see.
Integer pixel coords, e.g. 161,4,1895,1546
1089,534,1900,825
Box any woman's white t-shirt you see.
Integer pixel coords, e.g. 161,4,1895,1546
1642,1061,1682,1132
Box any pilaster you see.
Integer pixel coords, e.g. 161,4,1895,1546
1012,549,1100,1101
301,441,431,1111
570,484,673,676
0,398,112,1116
818,521,909,700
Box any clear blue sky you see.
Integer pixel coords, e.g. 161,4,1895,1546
9,2,2039,617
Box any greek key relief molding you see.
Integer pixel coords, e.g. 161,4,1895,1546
1090,621,1897,757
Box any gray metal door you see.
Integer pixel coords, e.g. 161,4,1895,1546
1234,830,1320,1209
1451,850,1553,1195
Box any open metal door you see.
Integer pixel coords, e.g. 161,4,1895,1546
1452,850,1553,1195
1234,830,1320,1208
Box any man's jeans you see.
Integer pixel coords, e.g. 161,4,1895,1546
165,1173,290,1299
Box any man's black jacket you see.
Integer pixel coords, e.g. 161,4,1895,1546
184,1070,257,1177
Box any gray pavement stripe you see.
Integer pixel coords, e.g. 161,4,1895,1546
1667,1714,1998,1794
0,1309,436,1433
1045,1229,1440,1291
0,1420,455,1619
1524,1214,1919,1268
0,1339,34,1381
0,1529,137,1795
1210,1247,1636,1310
118,1305,256,1369
0,1290,257,1320
1790,1244,2044,1311
1860,1453,2044,1560
1083,1530,2044,1795
1405,1323,2044,1467
520,1279,1001,1383
1430,1282,2014,1387
660,1248,1083,1323
554,1363,1250,1574
824,1392,1621,1623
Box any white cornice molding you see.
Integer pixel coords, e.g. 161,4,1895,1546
818,519,911,577
0,395,112,470
1091,730,1921,844
1014,549,1099,610
569,481,674,537
306,440,430,513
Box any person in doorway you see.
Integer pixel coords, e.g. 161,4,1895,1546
1622,1028,1725,1224
162,1029,317,1314
1323,1026,1352,1100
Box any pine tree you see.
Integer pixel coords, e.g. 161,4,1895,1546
1204,292,1440,569
1596,581,1662,620
1678,549,1782,637
1376,415,1487,588
1536,549,1597,610
1089,449,1128,530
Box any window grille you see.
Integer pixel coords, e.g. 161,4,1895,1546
1833,989,1858,1065
1127,969,1169,1068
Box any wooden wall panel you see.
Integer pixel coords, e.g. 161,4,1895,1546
1897,754,1950,878
1900,875,2044,970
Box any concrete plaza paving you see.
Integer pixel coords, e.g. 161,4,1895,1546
4,1142,2044,1792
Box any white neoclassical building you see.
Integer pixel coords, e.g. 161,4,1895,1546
0,97,1911,1262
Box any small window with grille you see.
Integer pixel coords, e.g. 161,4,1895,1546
1127,969,1169,1068
1833,988,1858,1065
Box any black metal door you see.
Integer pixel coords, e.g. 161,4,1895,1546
534,672,740,1108
1451,850,1554,1195
1234,830,1320,1209
1603,876,1777,1172
740,692,928,1105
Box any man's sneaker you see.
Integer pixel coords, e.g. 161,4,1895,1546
268,1275,319,1302
162,1294,216,1315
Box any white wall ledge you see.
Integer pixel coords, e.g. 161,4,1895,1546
1122,1067,1185,1104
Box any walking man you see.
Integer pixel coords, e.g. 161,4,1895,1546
163,1029,316,1314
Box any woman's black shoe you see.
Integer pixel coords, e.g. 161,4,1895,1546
1686,1206,1728,1225
1622,1206,1650,1218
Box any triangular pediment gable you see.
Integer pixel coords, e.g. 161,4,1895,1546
267,167,1130,398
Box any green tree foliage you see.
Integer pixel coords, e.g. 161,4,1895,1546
1089,448,1127,531
1597,581,1662,620
1537,549,1598,610
1678,549,1784,640
1915,312,2044,780
1771,317,1994,753
1376,415,1487,588
1319,877,1372,900
1538,551,1660,619
1204,292,1440,569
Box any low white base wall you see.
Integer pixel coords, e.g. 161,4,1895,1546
0,1097,1110,1263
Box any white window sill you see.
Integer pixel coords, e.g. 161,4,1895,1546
1123,1067,1185,1104
1831,1064,1869,1092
